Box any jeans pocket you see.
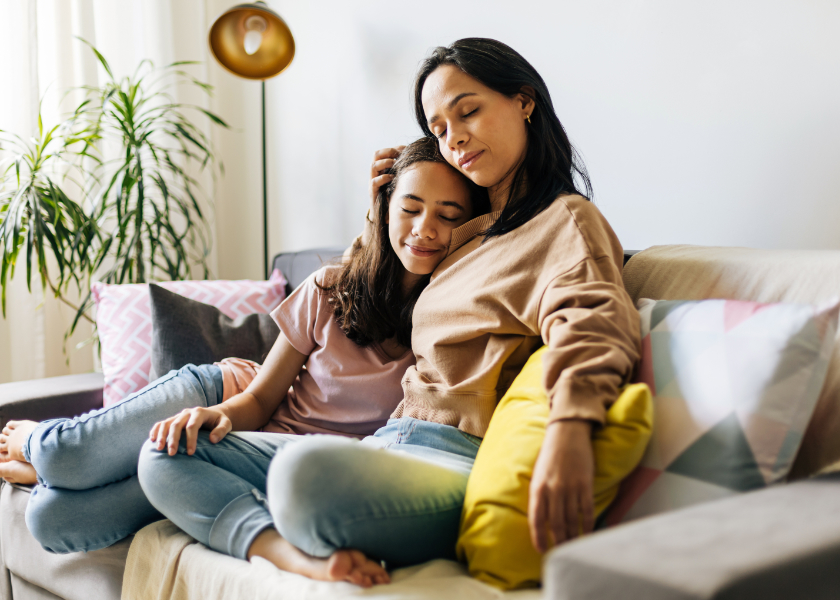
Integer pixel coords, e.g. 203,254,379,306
457,430,483,450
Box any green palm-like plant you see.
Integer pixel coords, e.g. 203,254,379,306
0,40,228,351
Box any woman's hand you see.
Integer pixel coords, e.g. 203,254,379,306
368,146,405,206
528,419,595,553
149,407,232,456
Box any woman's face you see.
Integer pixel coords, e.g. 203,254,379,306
421,65,534,207
388,162,473,275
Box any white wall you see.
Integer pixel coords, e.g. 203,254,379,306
207,0,840,278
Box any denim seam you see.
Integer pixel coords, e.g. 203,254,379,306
209,490,273,559
330,495,465,528
37,527,136,555
333,502,464,530
178,443,271,461
455,430,482,450
44,369,185,435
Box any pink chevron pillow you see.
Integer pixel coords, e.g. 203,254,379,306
92,270,287,406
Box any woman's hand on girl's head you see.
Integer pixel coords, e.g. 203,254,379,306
528,419,595,553
369,146,405,206
149,407,232,457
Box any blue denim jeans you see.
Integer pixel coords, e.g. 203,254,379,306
138,418,480,566
22,364,223,553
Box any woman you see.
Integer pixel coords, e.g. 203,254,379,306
142,37,641,584
0,137,486,581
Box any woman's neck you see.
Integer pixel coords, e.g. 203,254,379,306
488,185,509,212
488,162,526,212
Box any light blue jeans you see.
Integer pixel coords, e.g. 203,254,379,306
22,364,224,553
138,418,480,566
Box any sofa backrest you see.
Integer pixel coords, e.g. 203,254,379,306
623,244,840,479
271,247,345,296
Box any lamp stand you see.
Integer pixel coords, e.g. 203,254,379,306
261,80,269,280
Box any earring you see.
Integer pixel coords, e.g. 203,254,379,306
525,114,532,125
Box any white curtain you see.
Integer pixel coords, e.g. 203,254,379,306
0,0,216,383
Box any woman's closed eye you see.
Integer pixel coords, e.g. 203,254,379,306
434,108,478,140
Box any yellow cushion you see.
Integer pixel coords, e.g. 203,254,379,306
457,346,653,590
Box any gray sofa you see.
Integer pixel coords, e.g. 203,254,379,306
3,245,840,600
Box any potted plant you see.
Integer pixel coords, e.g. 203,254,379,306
0,41,228,351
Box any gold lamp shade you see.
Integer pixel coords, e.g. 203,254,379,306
208,3,295,80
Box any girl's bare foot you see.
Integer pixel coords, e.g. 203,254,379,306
0,460,38,485
0,420,38,462
248,528,390,588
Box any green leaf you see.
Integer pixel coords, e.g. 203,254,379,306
76,37,113,80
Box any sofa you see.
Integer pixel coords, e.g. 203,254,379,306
2,244,840,600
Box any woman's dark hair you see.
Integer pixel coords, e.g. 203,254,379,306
413,38,592,239
321,136,489,348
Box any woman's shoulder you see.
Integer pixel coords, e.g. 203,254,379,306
547,194,623,264
546,193,605,223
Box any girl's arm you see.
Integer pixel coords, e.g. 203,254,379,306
149,332,307,456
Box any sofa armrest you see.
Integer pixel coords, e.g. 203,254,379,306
0,372,105,428
545,473,840,600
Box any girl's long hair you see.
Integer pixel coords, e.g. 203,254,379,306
321,137,489,348
413,38,593,239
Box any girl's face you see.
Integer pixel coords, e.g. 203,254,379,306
387,162,473,275
421,65,534,208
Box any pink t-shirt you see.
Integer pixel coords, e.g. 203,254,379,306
215,266,415,438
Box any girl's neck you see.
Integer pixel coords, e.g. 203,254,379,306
401,270,423,297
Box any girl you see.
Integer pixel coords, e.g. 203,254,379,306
176,37,640,583
0,138,487,584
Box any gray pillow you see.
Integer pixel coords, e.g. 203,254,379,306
148,283,280,380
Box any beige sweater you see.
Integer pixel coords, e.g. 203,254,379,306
392,195,641,438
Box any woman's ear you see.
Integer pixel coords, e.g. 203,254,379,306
517,85,536,118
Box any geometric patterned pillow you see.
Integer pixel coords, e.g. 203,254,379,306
603,297,839,526
92,270,287,407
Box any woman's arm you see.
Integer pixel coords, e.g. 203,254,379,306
150,332,307,456
348,146,404,253
528,259,640,551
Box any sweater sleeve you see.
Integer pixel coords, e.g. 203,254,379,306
537,255,641,425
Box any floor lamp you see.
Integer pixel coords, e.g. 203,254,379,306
208,2,295,279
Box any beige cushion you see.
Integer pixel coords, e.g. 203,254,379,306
0,482,130,600
122,520,541,600
623,245,840,477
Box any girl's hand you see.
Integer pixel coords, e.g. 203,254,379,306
369,146,405,206
149,407,232,457
528,419,595,553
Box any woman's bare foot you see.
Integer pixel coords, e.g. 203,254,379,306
248,528,390,588
0,420,38,462
0,460,38,485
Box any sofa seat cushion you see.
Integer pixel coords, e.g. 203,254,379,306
122,520,542,600
545,473,840,600
0,482,130,600
623,245,840,478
